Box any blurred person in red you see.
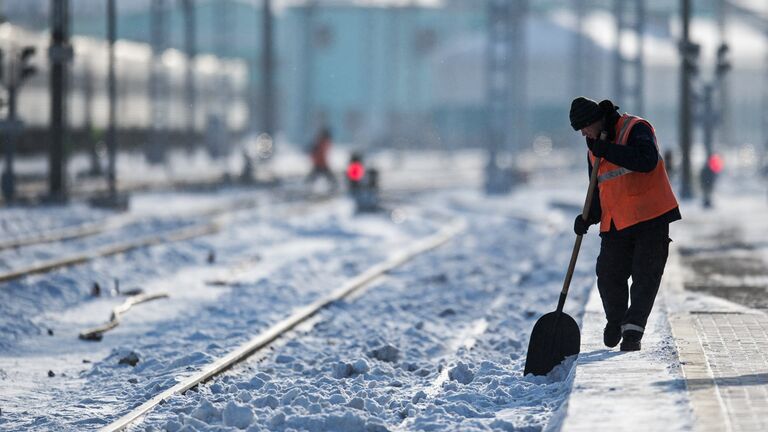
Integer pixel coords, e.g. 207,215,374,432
306,127,338,190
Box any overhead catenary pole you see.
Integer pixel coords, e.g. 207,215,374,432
363,7,376,149
261,0,275,138
485,0,526,194
508,0,527,158
182,0,197,147
107,0,117,197
613,0,624,104
679,0,693,198
148,0,168,164
486,0,511,193
298,0,316,143
2,66,19,202
701,84,715,157
216,0,233,136
614,0,645,115
715,0,730,151
49,0,72,201
572,0,586,98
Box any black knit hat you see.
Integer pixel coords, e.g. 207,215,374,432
569,96,603,131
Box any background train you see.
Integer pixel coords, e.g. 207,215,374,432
0,22,249,158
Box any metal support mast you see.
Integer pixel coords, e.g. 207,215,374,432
262,0,275,138
148,0,169,164
679,0,694,198
2,63,19,202
49,0,72,200
485,0,526,194
716,0,731,149
486,0,511,191
216,0,233,131
613,0,645,115
182,0,197,147
572,0,587,98
509,0,527,157
298,0,316,143
107,0,117,197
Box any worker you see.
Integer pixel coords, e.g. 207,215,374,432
569,97,681,351
306,127,337,190
700,153,723,208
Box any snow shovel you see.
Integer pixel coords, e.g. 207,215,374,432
524,154,602,376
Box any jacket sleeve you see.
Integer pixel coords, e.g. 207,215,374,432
601,123,659,173
586,156,602,225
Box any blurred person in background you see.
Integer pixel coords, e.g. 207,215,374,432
306,127,338,191
569,96,681,352
663,149,675,180
699,153,723,208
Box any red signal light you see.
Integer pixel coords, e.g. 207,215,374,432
708,154,723,174
347,161,365,181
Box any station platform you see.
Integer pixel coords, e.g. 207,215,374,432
559,185,768,432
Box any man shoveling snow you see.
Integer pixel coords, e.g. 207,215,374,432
569,96,681,351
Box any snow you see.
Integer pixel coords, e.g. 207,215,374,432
2,145,766,431
111,177,598,432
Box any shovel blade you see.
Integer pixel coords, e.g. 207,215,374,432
523,311,581,376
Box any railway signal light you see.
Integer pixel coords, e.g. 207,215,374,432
708,153,723,174
346,153,365,184
2,46,38,202
680,40,700,76
19,46,36,82
346,160,365,182
716,43,731,78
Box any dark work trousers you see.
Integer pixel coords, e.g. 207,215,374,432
596,223,671,333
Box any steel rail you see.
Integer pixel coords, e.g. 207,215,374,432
0,178,474,285
0,197,333,285
0,195,264,251
101,218,466,432
1,166,480,251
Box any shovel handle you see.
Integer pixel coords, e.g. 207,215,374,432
556,136,605,313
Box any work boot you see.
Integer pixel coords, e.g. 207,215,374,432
619,330,643,351
603,323,621,348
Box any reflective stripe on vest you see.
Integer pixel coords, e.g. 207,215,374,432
597,167,633,184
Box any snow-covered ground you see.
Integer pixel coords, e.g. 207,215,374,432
0,147,601,431
3,145,765,431
126,184,598,432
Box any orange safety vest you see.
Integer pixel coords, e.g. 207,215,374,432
588,114,678,232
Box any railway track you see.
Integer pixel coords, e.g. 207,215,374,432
101,218,466,432
0,175,320,252
0,191,335,285
0,168,484,286
0,164,479,252
1,166,597,431
0,195,260,252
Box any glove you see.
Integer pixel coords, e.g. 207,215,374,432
586,137,609,158
573,214,590,235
